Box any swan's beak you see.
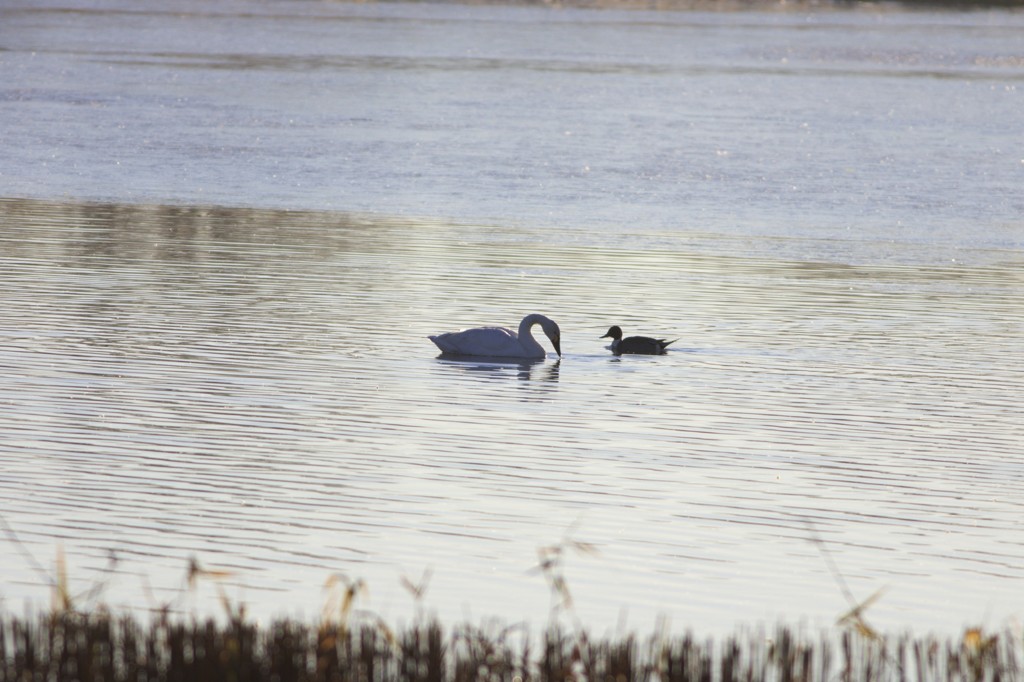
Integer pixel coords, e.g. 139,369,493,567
552,336,562,357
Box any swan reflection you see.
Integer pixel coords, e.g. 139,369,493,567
435,357,560,384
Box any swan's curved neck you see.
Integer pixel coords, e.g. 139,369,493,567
517,314,548,356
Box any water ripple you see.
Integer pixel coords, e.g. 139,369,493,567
3,198,1020,631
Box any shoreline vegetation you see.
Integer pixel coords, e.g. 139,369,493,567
1,612,1020,682
2,524,1021,681
1,557,1020,682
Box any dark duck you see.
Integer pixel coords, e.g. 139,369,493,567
601,325,677,355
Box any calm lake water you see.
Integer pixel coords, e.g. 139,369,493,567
1,0,1023,636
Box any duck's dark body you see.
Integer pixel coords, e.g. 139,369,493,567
601,325,676,355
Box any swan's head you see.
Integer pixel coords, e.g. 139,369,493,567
600,325,623,341
541,318,562,357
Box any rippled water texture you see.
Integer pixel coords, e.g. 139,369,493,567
3,198,1022,634
1,0,1023,635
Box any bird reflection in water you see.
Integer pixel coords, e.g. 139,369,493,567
435,357,560,385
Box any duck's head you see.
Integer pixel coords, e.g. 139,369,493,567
600,325,623,341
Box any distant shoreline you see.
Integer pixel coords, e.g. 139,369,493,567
381,0,1024,10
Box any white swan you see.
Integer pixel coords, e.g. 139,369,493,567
429,313,561,359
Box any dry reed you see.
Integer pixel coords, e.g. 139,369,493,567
2,517,1020,682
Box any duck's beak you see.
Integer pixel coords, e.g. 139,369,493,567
599,333,610,339
553,336,562,357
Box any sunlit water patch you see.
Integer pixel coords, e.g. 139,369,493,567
1,198,1021,635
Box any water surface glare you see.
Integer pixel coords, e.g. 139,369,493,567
1,198,1022,634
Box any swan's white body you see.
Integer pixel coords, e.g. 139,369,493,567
429,314,561,359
